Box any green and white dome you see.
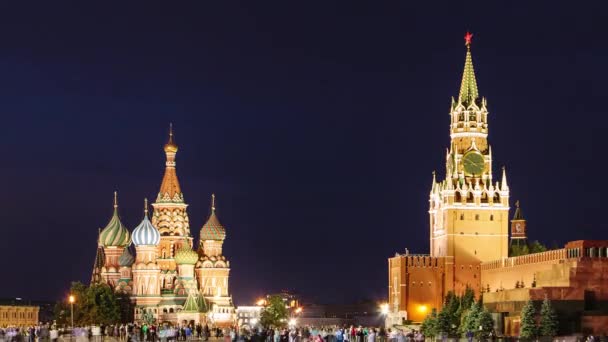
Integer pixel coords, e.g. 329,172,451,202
99,192,131,248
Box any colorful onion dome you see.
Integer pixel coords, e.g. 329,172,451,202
175,241,198,265
99,192,131,248
118,247,135,267
199,194,226,241
132,198,161,246
164,123,178,153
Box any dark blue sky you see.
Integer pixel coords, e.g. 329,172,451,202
1,2,607,304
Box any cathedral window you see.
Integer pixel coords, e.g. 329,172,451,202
490,214,494,221
460,213,464,220
470,113,476,121
475,214,479,220
467,192,474,203
458,113,464,121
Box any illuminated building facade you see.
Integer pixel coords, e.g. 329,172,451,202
0,305,39,327
92,127,235,327
388,35,608,335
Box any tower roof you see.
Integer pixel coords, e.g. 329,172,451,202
132,198,161,246
200,194,226,241
182,291,200,312
512,200,524,220
175,240,198,265
118,247,135,267
458,32,480,106
158,124,184,203
99,192,131,248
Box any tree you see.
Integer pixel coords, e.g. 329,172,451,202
260,295,288,328
539,297,558,337
475,308,494,338
421,308,438,338
461,301,481,336
435,309,452,337
519,299,538,339
461,286,475,311
510,244,530,257
85,284,121,324
54,282,122,326
529,240,547,254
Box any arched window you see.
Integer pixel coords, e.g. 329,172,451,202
470,113,477,121
455,191,462,202
467,192,474,203
481,192,488,203
475,214,479,221
490,214,494,221
169,308,174,313
493,193,501,203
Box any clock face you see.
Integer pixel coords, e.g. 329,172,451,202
515,223,522,232
463,152,485,175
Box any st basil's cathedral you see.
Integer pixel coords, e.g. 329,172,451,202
90,127,235,327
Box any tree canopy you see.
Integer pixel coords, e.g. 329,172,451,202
260,295,288,328
54,282,125,326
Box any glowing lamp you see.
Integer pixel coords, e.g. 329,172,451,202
417,305,428,314
295,307,303,314
288,318,297,326
380,303,389,315
69,295,75,304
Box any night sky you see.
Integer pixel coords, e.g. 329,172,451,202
1,2,607,305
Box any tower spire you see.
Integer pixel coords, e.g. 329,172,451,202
158,124,183,202
458,32,479,106
113,191,118,209
144,198,149,216
501,166,509,191
211,193,216,212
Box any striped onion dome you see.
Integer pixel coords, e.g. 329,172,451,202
118,247,135,267
199,194,226,241
132,198,161,246
99,192,131,248
175,241,198,265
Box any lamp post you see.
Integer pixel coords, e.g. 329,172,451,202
68,295,75,329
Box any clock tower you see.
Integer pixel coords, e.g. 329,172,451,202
428,33,510,294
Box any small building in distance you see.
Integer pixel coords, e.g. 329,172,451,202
0,299,39,327
236,306,263,330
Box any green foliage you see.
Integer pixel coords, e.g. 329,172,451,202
260,295,288,328
461,301,481,335
435,310,452,336
461,287,475,311
54,282,122,326
539,297,558,337
420,308,438,337
519,300,538,339
510,241,548,257
510,244,530,257
476,308,494,338
529,241,547,254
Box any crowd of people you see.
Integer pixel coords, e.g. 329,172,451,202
234,326,423,342
0,324,421,342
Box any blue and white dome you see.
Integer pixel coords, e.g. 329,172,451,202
132,199,161,246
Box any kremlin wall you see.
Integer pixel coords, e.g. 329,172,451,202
388,36,608,335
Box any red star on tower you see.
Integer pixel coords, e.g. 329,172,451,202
464,32,473,47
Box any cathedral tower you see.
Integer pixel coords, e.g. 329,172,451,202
99,192,131,287
151,125,192,290
195,194,235,326
428,33,510,294
132,199,162,312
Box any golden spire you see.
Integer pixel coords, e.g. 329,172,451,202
158,124,183,202
113,191,118,212
211,193,216,212
144,198,149,216
164,123,178,153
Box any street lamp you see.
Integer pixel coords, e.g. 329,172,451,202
295,307,303,314
379,303,389,315
68,295,75,329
